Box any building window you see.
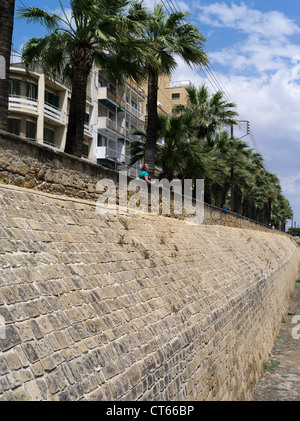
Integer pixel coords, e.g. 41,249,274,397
45,90,59,108
44,127,55,145
172,93,180,99
108,111,116,121
98,103,107,117
7,118,21,135
97,134,107,147
82,142,89,158
27,83,38,100
9,79,21,96
98,74,108,88
26,121,36,140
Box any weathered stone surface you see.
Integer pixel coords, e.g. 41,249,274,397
0,180,299,402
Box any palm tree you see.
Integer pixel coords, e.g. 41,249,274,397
214,131,251,212
141,3,208,178
0,0,15,131
155,111,199,180
129,111,198,179
271,193,292,230
180,84,239,143
129,111,214,183
18,0,146,157
177,84,239,203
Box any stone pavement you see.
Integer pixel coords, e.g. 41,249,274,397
0,183,299,401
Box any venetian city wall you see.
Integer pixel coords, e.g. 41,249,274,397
0,132,299,401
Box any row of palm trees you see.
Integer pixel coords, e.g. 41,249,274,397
0,0,292,228
129,84,292,229
18,0,207,169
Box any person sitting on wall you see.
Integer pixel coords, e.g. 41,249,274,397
139,164,154,184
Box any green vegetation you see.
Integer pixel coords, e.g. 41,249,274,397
142,250,150,259
130,84,292,228
18,0,147,157
170,303,179,313
287,228,300,236
119,218,130,230
118,234,126,246
140,3,208,178
263,358,280,373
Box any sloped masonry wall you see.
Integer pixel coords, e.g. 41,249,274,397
0,183,299,401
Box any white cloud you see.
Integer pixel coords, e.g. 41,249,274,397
196,1,300,40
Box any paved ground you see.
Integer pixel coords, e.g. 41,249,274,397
250,278,300,401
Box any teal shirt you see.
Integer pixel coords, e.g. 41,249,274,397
139,171,150,181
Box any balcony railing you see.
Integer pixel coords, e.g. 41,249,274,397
124,78,145,100
95,145,125,162
168,80,191,88
98,117,126,138
44,102,66,124
125,102,145,122
9,95,38,113
98,87,125,111
84,124,93,138
43,140,64,151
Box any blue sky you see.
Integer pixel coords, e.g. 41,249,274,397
11,0,300,228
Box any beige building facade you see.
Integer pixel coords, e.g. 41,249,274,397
157,74,191,115
8,53,192,177
8,52,145,177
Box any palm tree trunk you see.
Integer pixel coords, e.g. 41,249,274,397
230,168,234,212
204,178,212,204
0,0,15,131
65,45,92,157
234,187,242,214
267,198,272,225
144,65,158,179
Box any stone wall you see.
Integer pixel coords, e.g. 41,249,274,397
0,130,119,201
0,131,275,233
0,183,299,401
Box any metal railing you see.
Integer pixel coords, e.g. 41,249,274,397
84,124,93,138
9,95,38,113
203,201,281,231
125,102,145,121
44,102,66,124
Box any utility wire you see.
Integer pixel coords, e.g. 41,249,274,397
161,0,261,154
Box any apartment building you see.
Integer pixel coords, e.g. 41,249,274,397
96,73,145,176
8,52,145,177
156,74,191,115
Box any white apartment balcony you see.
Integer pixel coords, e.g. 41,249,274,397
125,102,145,122
98,116,126,139
98,117,142,144
95,146,125,163
124,79,146,100
9,95,38,115
168,80,192,88
98,87,125,112
44,102,66,126
84,124,93,138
